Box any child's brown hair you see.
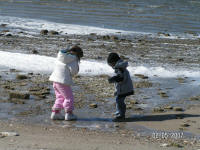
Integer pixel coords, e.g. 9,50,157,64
69,46,83,61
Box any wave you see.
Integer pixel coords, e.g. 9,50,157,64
0,16,199,39
0,16,134,35
0,51,200,78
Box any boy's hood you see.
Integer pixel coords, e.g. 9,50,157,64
114,59,128,69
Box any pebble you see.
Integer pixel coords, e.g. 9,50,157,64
177,77,185,83
0,24,7,27
89,103,98,108
134,74,148,79
134,107,143,111
32,50,39,54
180,123,190,127
183,140,189,144
129,100,138,104
95,125,101,129
164,105,173,110
173,107,184,111
170,143,183,148
153,107,164,112
159,92,169,98
0,132,19,137
114,124,119,128
177,58,184,62
126,104,133,109
102,35,110,40
16,74,28,80
160,143,170,147
134,81,153,88
10,69,19,72
49,30,59,35
2,30,9,32
190,96,200,101
9,92,30,99
6,34,12,37
111,35,119,41
40,29,48,35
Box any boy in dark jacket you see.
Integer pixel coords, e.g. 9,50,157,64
107,53,134,121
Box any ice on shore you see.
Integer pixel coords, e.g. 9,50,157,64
0,51,200,78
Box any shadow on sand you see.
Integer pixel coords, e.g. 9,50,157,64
77,113,200,122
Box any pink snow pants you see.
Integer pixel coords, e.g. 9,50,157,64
52,82,74,112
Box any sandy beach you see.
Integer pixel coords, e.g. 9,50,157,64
0,31,200,149
0,121,179,150
0,106,199,150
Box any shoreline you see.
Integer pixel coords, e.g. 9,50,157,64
0,119,199,150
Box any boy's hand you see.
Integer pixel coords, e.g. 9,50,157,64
108,75,123,83
108,77,113,83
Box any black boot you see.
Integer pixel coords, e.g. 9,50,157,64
112,115,125,122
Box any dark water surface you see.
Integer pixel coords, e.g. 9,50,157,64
0,0,200,35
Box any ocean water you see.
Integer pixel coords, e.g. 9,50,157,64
0,0,200,37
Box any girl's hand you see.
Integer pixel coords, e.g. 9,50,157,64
60,46,71,53
60,49,68,53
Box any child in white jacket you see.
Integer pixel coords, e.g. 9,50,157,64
49,46,83,121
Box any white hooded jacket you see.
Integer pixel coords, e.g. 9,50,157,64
49,51,79,85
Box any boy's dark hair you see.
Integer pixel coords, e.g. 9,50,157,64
69,45,83,61
107,53,120,64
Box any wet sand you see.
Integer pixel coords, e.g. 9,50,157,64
0,31,200,149
0,121,177,150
